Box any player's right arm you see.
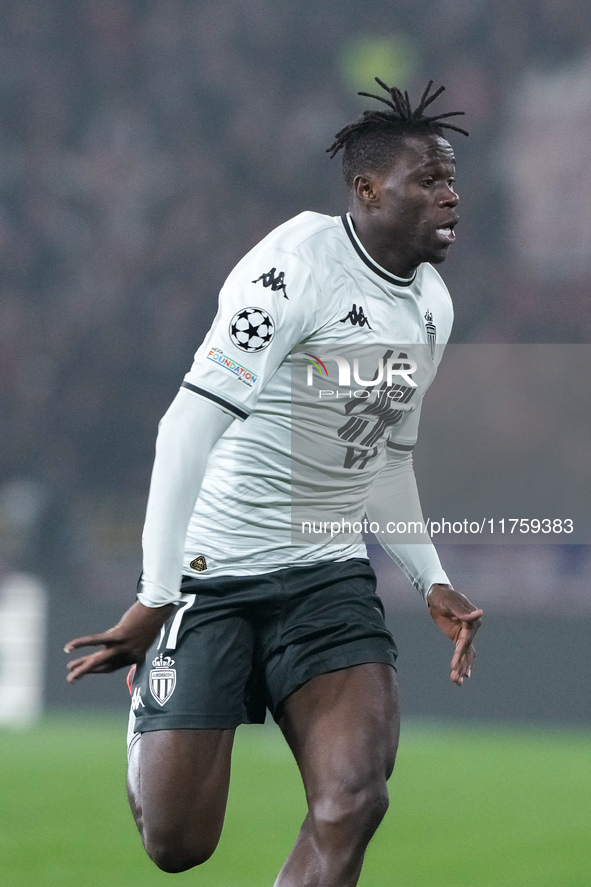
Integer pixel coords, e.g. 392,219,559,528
65,390,233,682
66,237,319,681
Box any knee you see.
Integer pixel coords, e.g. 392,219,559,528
312,779,389,839
144,832,217,873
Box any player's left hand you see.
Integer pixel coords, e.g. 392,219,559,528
426,584,483,686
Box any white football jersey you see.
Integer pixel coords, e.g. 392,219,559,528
181,211,453,578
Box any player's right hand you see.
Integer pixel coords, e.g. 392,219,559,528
64,600,174,682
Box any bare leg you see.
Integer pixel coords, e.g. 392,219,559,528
274,663,400,887
127,728,235,873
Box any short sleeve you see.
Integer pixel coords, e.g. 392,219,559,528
183,248,319,419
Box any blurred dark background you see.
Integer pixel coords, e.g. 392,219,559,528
0,0,589,720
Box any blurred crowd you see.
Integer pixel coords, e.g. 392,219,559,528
1,0,590,606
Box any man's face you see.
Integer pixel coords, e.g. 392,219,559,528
359,134,460,272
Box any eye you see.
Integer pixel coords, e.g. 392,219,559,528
421,177,434,188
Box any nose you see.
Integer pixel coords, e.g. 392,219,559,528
440,185,459,207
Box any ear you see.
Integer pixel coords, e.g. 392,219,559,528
353,174,381,207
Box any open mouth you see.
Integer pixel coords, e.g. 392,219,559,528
435,225,457,244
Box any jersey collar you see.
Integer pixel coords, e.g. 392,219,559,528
341,213,417,287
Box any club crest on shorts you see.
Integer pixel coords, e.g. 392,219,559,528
149,653,177,706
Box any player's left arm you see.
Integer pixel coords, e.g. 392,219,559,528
365,447,482,685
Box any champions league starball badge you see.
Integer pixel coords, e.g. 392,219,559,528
229,307,275,352
149,653,177,706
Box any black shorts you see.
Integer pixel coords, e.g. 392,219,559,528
128,558,397,735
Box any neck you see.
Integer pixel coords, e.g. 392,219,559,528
349,211,417,279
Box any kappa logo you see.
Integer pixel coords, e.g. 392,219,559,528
149,654,177,707
340,303,373,329
252,267,288,299
131,687,145,711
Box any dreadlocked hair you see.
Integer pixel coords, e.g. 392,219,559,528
327,78,469,188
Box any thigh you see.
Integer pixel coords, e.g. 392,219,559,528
278,663,400,795
130,728,235,844
262,559,397,721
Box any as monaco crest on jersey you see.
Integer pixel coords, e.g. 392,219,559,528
424,309,436,360
149,653,177,706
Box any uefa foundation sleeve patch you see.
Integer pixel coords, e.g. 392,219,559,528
205,348,258,388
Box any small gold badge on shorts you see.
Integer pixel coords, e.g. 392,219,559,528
190,555,207,572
